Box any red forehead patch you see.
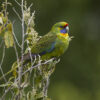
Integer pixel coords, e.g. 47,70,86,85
64,24,68,28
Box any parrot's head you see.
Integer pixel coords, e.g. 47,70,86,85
51,22,69,37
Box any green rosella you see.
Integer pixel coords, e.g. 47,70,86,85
0,21,71,80
24,21,71,61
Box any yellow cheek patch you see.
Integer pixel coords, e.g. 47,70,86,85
60,33,68,37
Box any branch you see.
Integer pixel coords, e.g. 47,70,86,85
14,0,21,7
0,46,6,82
13,7,22,21
18,0,24,87
0,58,56,99
12,21,21,48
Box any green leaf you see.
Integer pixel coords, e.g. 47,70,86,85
0,12,14,48
4,23,14,48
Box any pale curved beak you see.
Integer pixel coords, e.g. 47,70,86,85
66,26,69,33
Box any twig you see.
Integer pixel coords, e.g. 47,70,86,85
28,3,33,10
0,46,7,98
0,45,12,100
37,54,42,74
0,58,55,99
4,0,7,16
0,46,7,82
27,11,35,26
43,75,50,97
14,58,55,84
12,21,22,48
12,23,20,80
13,7,22,21
1,86,13,100
26,42,33,64
14,0,21,7
19,0,24,84
17,0,24,98
22,58,55,76
0,47,14,99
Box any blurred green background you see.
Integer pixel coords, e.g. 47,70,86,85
0,0,100,100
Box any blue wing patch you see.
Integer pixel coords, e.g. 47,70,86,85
47,42,55,52
39,42,55,55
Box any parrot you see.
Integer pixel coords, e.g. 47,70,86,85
23,21,71,62
0,21,71,80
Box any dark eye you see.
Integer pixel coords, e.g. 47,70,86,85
60,26,64,28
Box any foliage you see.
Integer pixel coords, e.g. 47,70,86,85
0,0,59,100
0,2,14,48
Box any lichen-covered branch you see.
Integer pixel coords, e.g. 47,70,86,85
0,0,60,100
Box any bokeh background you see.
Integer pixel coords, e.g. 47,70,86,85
0,0,100,100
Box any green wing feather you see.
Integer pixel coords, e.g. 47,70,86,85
31,33,57,54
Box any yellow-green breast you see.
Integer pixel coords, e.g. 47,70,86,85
41,33,70,60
